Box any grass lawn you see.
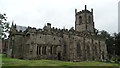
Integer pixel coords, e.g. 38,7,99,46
0,53,2,67
1,54,120,67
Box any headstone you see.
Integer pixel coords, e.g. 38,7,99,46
106,57,111,63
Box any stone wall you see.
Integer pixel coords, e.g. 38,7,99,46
6,24,107,61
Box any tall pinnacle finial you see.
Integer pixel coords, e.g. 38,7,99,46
15,24,16,28
91,8,93,13
75,9,77,14
12,20,14,26
85,5,87,10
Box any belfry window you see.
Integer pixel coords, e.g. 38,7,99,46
89,16,91,23
79,16,82,24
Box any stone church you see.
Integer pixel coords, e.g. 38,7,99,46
6,5,107,61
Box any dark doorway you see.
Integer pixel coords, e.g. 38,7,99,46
58,53,61,60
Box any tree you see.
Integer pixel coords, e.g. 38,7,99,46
97,30,120,60
0,13,10,40
114,32,120,56
99,30,110,38
98,30,114,58
106,36,114,58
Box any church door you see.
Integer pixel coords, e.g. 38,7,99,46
58,52,61,60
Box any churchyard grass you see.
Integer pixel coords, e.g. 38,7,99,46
1,54,120,66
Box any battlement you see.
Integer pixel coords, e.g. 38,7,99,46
75,5,93,15
10,22,105,41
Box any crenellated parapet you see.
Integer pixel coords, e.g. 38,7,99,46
10,22,105,41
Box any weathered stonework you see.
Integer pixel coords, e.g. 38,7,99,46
6,5,107,61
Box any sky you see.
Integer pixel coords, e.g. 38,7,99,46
0,0,119,34
119,1,120,33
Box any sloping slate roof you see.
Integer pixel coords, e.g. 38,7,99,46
16,25,27,32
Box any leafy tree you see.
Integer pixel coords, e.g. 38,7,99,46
114,32,120,56
104,32,120,61
106,36,114,58
99,30,110,38
98,30,114,58
0,13,10,40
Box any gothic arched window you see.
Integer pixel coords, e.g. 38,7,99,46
37,45,41,55
44,46,46,55
37,46,39,55
42,46,46,55
87,45,90,56
50,46,52,54
39,46,41,55
63,45,67,55
77,44,81,56
53,46,57,54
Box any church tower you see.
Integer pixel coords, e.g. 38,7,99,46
75,5,95,34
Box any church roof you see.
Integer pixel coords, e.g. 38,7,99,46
16,25,27,32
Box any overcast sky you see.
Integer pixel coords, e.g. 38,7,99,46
0,0,119,34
